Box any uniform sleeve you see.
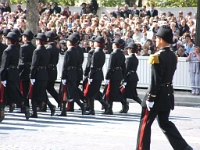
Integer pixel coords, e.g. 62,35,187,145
0,51,10,81
30,50,40,79
149,63,162,96
124,57,130,82
61,52,69,79
105,54,115,80
84,52,92,76
89,52,98,79
121,55,126,80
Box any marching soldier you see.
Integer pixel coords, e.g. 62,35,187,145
120,42,142,113
0,32,30,120
59,34,86,116
67,32,85,112
136,25,193,150
30,33,51,118
19,29,35,108
45,31,60,108
104,38,127,115
85,36,106,115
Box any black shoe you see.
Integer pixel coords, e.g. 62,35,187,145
119,109,124,113
50,106,56,116
81,103,86,115
57,111,67,116
9,103,15,112
85,110,95,115
0,108,4,122
67,109,74,112
24,106,30,120
30,113,38,118
183,145,193,150
123,104,129,113
105,109,113,115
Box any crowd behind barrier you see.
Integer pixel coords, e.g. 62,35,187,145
0,1,199,92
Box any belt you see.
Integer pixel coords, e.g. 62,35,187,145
160,82,173,87
68,66,76,69
25,62,31,65
114,67,121,70
37,66,46,69
8,65,18,69
48,64,56,67
129,70,135,73
96,68,101,70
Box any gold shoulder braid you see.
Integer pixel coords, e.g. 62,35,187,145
148,54,159,64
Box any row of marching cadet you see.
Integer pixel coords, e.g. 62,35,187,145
0,28,141,122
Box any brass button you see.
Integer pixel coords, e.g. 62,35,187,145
168,94,170,96
167,85,169,87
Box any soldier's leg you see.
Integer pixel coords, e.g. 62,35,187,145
157,110,190,150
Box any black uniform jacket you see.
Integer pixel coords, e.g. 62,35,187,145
142,47,177,111
89,47,105,81
0,42,7,66
30,45,50,80
19,42,35,80
75,45,84,81
84,48,94,77
105,49,125,81
46,42,59,81
124,53,139,82
1,44,20,81
61,46,78,81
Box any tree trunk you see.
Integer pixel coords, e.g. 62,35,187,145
26,0,39,45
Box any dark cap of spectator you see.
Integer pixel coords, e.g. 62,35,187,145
156,25,173,44
89,35,97,42
187,11,192,15
35,33,47,42
67,34,79,44
94,36,105,44
59,40,67,45
6,32,18,41
22,29,34,39
3,28,10,36
126,42,138,50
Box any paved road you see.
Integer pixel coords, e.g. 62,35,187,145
0,99,200,150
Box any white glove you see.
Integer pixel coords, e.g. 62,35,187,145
83,76,87,80
146,101,154,111
30,79,35,85
1,81,6,87
105,80,110,85
62,79,66,85
123,82,127,86
88,79,93,84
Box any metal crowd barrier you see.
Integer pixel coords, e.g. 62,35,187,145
57,53,194,90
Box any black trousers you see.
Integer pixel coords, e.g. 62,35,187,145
136,107,188,150
46,80,59,104
32,80,47,102
21,80,30,107
5,81,23,105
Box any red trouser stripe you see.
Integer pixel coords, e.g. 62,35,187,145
0,83,4,103
138,108,149,150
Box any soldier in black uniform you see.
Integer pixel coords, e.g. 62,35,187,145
45,31,60,109
2,28,10,45
19,29,35,108
30,33,50,118
136,26,193,150
59,34,86,116
104,38,127,115
0,31,7,65
120,42,142,113
85,36,106,115
67,32,85,112
0,32,30,120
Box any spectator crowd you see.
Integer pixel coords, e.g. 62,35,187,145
0,1,197,57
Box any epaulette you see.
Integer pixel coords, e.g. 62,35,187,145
148,53,159,64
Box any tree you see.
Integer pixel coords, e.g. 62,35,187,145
146,0,198,7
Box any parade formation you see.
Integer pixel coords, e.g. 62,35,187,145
0,1,196,150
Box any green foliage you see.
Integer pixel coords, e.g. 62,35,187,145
10,0,26,4
146,0,198,7
99,0,126,7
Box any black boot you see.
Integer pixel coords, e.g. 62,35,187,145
58,101,67,116
30,100,38,118
119,98,129,113
21,105,30,120
105,101,113,115
0,107,4,122
9,103,15,112
135,97,142,104
85,99,95,115
98,99,110,114
47,100,56,116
